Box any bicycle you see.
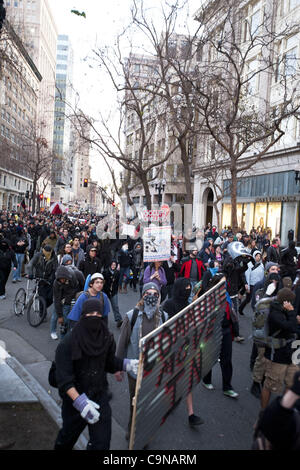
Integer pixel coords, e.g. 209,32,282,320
13,278,48,327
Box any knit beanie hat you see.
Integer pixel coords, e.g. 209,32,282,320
62,254,72,265
277,288,296,305
265,261,279,271
81,298,103,316
142,282,160,296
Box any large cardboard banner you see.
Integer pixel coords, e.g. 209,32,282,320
143,225,171,262
129,278,227,450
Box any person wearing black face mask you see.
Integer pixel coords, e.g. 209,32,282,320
162,278,204,427
54,298,138,450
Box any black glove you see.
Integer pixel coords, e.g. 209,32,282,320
290,371,300,396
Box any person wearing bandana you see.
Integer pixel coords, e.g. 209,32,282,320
115,282,168,442
54,298,138,450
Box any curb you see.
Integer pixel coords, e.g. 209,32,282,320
0,343,88,450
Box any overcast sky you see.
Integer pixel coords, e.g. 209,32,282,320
49,0,201,187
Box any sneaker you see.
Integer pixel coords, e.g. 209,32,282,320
12,280,16,284
223,389,239,399
188,414,204,426
0,295,6,300
250,381,261,399
17,279,22,282
50,332,58,340
202,382,215,390
234,336,245,343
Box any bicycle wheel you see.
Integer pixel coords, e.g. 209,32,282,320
14,288,26,316
27,295,47,327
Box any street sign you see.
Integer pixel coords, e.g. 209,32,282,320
129,278,227,450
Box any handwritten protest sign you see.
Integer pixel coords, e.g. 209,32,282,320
129,278,227,450
141,204,170,223
143,225,171,262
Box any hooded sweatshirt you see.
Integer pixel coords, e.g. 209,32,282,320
245,250,265,286
162,278,191,319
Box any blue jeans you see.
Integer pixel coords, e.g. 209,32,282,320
50,304,71,337
13,253,25,281
119,267,131,286
110,294,122,322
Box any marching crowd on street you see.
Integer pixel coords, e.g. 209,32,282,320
1,208,300,450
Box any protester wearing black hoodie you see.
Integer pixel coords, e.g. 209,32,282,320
54,298,138,450
163,277,204,427
103,260,122,327
78,245,102,279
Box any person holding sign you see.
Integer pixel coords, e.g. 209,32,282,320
143,261,167,292
115,282,168,442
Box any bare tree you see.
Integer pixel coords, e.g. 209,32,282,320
189,0,300,230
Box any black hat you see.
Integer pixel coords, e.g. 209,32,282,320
81,298,103,316
42,245,52,252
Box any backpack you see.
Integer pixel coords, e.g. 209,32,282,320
252,296,287,349
130,306,166,330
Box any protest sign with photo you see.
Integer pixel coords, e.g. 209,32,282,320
129,278,227,450
143,225,171,262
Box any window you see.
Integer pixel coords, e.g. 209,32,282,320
285,45,297,76
290,0,300,11
250,9,260,36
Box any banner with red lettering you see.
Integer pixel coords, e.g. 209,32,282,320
129,278,227,450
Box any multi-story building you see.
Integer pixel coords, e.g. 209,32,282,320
0,21,42,210
192,0,300,245
51,34,74,204
5,0,58,203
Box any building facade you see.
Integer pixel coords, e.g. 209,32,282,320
5,0,58,203
192,0,300,246
51,34,74,204
0,22,42,210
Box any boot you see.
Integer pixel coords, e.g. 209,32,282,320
250,381,261,399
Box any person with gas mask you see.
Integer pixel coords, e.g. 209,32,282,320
163,278,205,426
54,298,139,450
115,282,168,442
0,234,17,299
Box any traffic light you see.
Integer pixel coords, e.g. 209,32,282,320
39,194,44,200
111,201,115,207
25,190,29,198
83,178,88,187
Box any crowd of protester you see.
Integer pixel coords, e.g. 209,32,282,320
1,208,300,450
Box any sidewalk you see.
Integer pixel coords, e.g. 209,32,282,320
0,329,126,450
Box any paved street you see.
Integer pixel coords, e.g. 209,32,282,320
0,273,261,450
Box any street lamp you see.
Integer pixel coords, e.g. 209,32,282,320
154,178,166,207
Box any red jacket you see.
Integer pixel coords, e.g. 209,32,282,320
180,257,205,281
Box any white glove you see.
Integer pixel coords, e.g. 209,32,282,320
73,393,100,424
123,358,139,375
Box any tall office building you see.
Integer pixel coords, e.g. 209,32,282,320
4,0,58,202
51,34,74,203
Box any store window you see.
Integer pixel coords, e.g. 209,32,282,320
254,203,267,230
267,203,281,239
222,203,232,228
